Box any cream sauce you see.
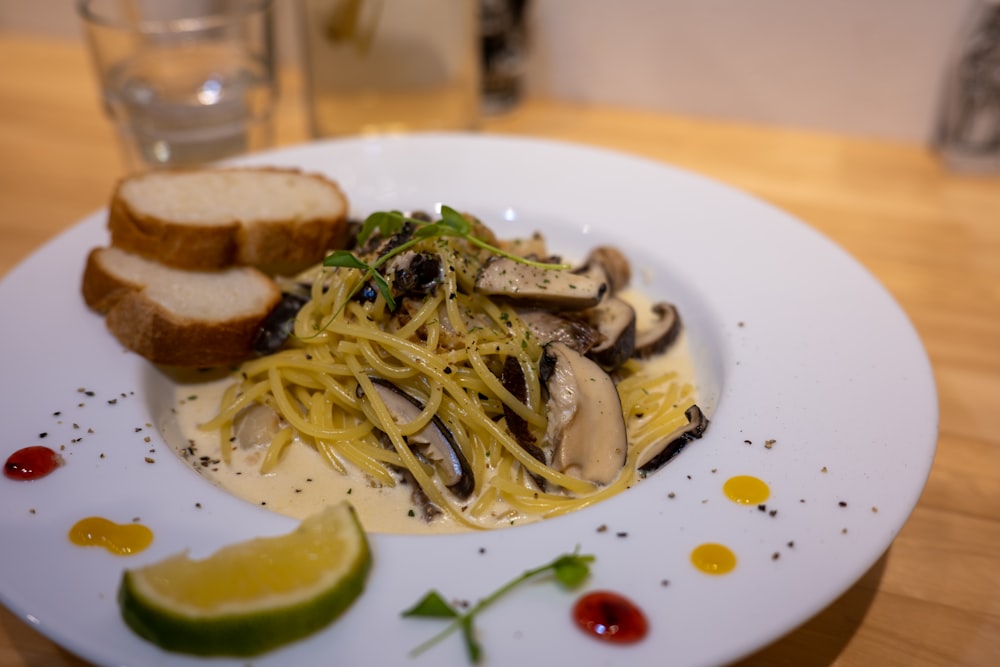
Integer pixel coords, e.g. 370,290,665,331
169,382,446,534
166,291,700,535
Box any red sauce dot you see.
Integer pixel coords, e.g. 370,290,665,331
572,590,648,644
4,446,64,481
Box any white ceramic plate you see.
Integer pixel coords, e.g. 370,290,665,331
0,135,937,667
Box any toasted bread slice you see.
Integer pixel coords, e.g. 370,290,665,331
82,246,282,367
107,168,350,273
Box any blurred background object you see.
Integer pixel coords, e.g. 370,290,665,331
479,0,528,114
77,0,276,171
934,0,1000,171
297,0,479,137
0,0,982,144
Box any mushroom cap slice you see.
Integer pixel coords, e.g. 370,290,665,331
499,232,548,260
252,291,310,356
232,403,281,450
359,378,475,499
388,251,443,298
580,296,637,371
576,245,632,295
499,356,540,452
516,297,637,371
633,302,681,359
516,309,601,355
499,356,549,490
541,342,628,485
475,256,606,310
636,405,709,472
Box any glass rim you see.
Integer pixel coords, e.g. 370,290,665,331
76,0,273,33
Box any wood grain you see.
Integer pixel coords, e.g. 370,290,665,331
1,33,998,667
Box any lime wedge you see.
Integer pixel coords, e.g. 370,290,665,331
118,502,371,656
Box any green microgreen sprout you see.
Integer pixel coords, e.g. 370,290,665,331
322,206,570,316
402,547,594,664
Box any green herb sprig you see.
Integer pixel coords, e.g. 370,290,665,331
323,206,570,313
402,548,594,663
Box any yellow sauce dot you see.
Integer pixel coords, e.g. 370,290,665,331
68,517,153,556
691,542,737,575
723,475,770,505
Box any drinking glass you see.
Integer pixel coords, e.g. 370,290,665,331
78,0,277,171
298,0,480,137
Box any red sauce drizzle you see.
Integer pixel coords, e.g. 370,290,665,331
572,590,649,644
4,446,63,481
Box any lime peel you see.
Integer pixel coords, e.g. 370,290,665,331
118,502,371,657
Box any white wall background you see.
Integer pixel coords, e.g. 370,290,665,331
525,0,977,142
0,0,980,143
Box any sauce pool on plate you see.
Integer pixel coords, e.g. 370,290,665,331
690,543,737,575
4,445,63,480
572,590,649,643
68,517,153,556
722,475,770,505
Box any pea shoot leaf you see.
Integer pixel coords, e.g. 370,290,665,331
438,205,473,235
322,250,396,310
323,250,370,272
358,210,406,245
404,548,594,664
402,591,459,619
461,616,482,663
552,553,595,587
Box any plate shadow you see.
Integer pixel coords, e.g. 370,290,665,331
730,548,889,666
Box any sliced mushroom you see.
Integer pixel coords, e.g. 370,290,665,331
388,251,443,298
499,232,548,259
540,342,628,484
475,256,606,310
357,378,475,499
353,232,444,310
633,303,681,359
636,405,709,473
351,251,444,311
516,309,600,355
516,297,637,371
576,245,632,295
499,356,548,489
371,221,418,257
372,431,444,523
342,219,364,250
232,403,281,450
252,292,310,356
579,296,637,371
499,357,538,450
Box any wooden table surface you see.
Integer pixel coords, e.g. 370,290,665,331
1,34,998,667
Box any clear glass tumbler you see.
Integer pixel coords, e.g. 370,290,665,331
78,0,277,171
298,0,480,137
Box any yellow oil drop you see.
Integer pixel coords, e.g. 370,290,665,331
69,517,153,556
691,542,737,575
723,475,770,505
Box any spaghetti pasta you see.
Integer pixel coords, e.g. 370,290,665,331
198,208,707,530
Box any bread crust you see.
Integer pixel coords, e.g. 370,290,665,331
83,247,282,367
107,167,350,273
108,195,239,270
